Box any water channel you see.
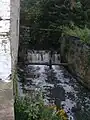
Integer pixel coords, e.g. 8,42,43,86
0,0,90,119
18,50,90,120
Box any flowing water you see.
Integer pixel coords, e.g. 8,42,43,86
1,0,89,120
18,50,90,120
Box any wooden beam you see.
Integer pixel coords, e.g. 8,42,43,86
26,62,70,66
20,26,61,32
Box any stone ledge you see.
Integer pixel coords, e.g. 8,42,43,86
0,81,14,120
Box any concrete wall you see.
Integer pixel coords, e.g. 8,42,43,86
10,0,20,114
60,36,90,89
3,0,20,120
10,0,20,71
0,0,20,119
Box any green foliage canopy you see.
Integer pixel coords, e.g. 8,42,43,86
20,0,90,49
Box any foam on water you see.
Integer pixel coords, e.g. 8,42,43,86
18,50,90,120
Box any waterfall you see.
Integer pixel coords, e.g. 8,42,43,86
27,50,61,64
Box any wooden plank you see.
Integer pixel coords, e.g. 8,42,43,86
26,62,70,66
20,26,61,32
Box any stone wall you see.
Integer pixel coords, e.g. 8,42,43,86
60,36,90,89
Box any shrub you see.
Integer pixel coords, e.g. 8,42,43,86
14,93,68,120
63,26,90,44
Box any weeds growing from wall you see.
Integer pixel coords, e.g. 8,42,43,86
63,26,90,44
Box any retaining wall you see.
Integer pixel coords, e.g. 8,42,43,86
60,36,90,89
10,0,20,70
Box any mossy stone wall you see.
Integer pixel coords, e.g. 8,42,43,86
60,36,90,88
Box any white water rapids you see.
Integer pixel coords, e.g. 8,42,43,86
18,50,90,120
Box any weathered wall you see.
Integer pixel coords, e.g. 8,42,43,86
0,0,20,119
10,0,20,71
8,0,20,119
60,36,90,88
10,0,20,110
